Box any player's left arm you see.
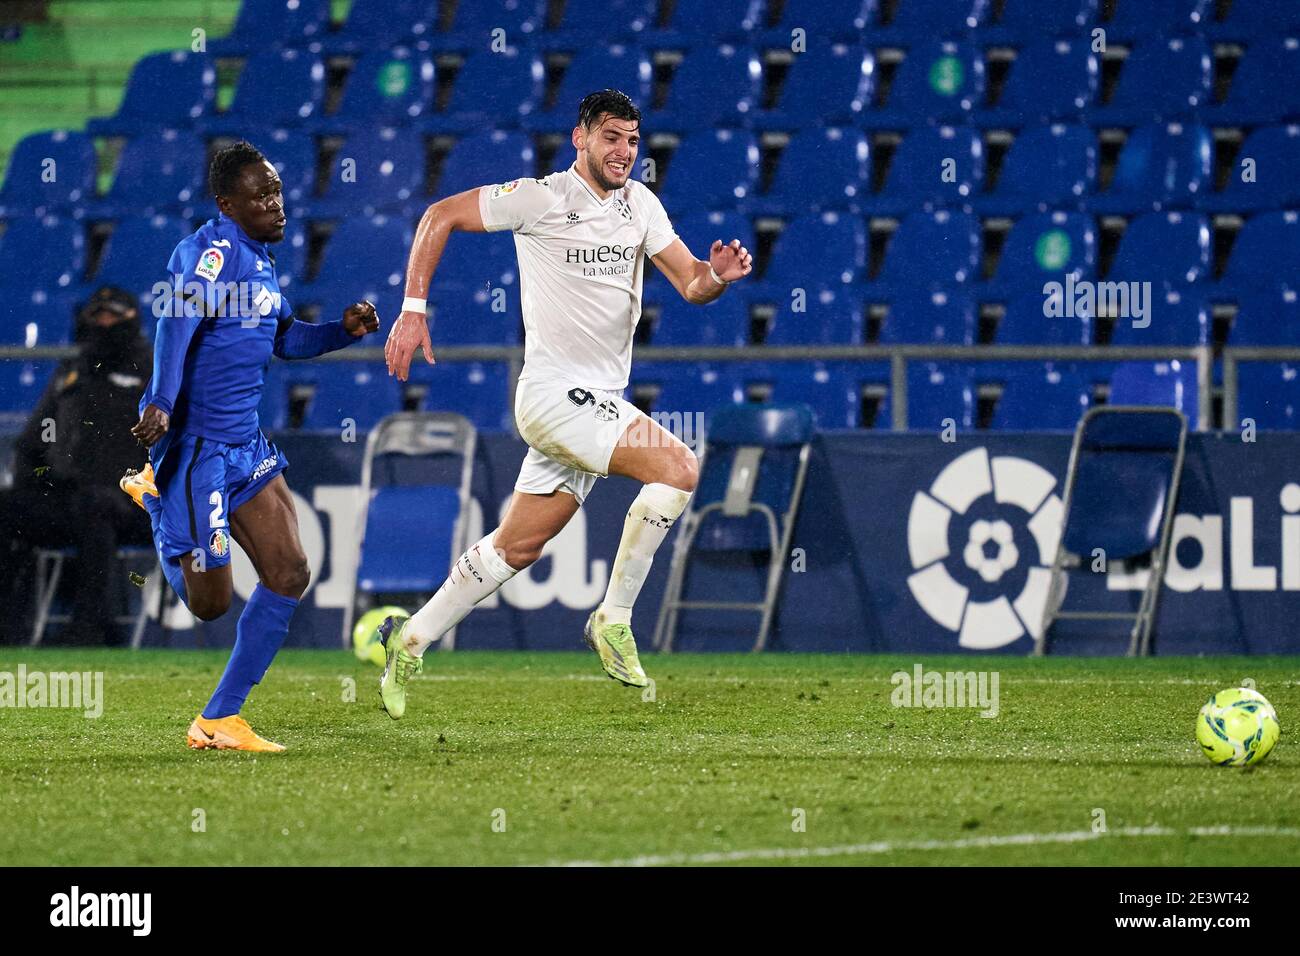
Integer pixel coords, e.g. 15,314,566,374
273,300,380,360
651,237,753,305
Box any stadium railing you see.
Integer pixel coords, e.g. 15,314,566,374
2,341,1268,433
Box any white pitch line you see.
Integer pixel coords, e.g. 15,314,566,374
543,826,1300,867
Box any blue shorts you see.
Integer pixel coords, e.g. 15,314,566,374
149,431,289,566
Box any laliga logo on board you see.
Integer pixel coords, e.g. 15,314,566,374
906,447,1064,649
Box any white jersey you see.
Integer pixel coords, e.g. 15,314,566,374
477,163,678,391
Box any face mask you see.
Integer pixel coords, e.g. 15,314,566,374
79,320,140,364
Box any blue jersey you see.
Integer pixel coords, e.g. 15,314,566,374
141,214,356,472
142,215,290,452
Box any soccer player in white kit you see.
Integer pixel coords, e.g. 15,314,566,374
378,89,752,718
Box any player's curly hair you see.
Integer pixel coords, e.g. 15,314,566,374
208,140,268,198
577,88,641,130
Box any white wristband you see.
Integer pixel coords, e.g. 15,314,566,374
401,296,427,315
708,265,730,286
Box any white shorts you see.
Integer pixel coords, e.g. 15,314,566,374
513,376,644,505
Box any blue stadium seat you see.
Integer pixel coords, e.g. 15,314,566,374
427,229,519,295
973,123,1096,215
1105,0,1212,41
642,0,766,48
260,130,318,210
749,361,887,429
1209,0,1300,40
304,127,424,217
752,44,874,131
1087,123,1212,215
1220,211,1300,293
426,0,545,51
864,41,985,129
1229,287,1300,345
422,48,545,134
435,131,535,199
271,219,309,295
907,362,974,430
86,51,215,137
90,216,194,312
1090,36,1212,127
981,0,1099,43
651,294,750,346
653,45,761,131
878,290,976,345
406,361,513,433
295,362,402,430
1237,363,1300,429
873,0,989,42
997,292,1093,344
1107,211,1211,287
208,0,331,54
520,45,653,133
755,212,866,296
975,38,1099,128
990,365,1090,430
873,210,981,296
1109,287,1209,346
646,210,754,296
985,211,1095,297
88,131,207,220
314,48,435,131
0,130,96,218
427,288,522,346
292,216,414,320
198,49,326,135
0,361,57,426
627,362,744,418
760,0,876,44
1206,38,1300,127
765,286,865,345
0,216,85,296
0,289,77,346
315,0,433,54
543,0,653,49
860,125,982,217
755,127,868,216
658,130,760,214
1198,125,1300,214
1108,360,1199,421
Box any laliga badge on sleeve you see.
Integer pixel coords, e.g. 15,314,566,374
195,247,225,282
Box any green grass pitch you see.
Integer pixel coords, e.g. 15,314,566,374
0,649,1297,866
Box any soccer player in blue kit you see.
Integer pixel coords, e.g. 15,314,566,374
120,142,380,752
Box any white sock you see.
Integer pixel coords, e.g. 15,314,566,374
405,531,518,655
596,482,692,627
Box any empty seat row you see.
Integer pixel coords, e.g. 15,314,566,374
209,0,1296,56
10,120,1298,224
80,36,1300,140
4,208,1296,346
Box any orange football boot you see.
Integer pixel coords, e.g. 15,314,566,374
186,715,285,752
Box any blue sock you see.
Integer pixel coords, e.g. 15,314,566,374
202,584,299,719
160,556,188,605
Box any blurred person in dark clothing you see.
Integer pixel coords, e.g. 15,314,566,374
0,286,154,644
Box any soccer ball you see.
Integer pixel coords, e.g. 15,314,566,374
352,606,407,667
1195,687,1280,767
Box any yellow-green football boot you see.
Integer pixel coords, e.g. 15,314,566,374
378,615,422,719
583,611,649,688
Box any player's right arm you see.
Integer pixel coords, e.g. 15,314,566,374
132,241,235,446
386,177,556,380
385,187,486,382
